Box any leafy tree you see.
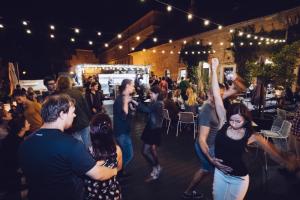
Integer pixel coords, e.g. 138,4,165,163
180,39,211,88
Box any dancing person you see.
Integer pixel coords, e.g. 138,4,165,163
113,79,135,174
85,82,105,115
19,95,117,200
211,58,295,200
131,86,164,182
84,113,122,200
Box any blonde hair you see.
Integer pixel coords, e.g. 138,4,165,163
186,87,197,106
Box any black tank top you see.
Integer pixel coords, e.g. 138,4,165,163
215,124,251,176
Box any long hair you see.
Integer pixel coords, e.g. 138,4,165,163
90,113,116,160
150,86,164,101
227,103,254,134
119,79,132,94
186,87,196,106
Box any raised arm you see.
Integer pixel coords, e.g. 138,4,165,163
211,58,226,129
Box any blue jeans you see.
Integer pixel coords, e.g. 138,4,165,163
194,141,215,172
116,134,134,168
73,126,91,149
213,168,249,200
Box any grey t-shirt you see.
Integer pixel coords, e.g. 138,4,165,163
198,102,219,147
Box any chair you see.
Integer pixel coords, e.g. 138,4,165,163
261,120,292,171
162,109,171,135
176,112,196,139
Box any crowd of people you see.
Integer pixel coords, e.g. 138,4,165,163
0,58,300,200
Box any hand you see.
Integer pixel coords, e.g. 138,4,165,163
130,99,138,106
212,158,233,174
92,108,97,113
211,58,219,71
22,120,30,132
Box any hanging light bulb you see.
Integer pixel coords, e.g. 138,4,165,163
152,49,156,53
136,36,140,41
185,51,188,54
0,24,4,29
74,28,80,34
131,47,135,51
247,34,251,38
220,42,224,46
204,20,210,26
254,36,258,40
50,34,55,39
169,39,173,43
218,25,223,30
70,38,75,42
229,29,234,33
238,31,244,36
187,14,193,20
104,43,109,47
97,32,102,36
191,51,195,55
117,34,122,39
249,42,253,45
177,51,181,54
230,42,234,46
161,50,165,54
118,45,123,49
89,41,93,45
167,5,172,12
208,42,212,45
50,25,55,30
22,21,28,26
170,51,174,54
26,29,31,34
153,37,157,42
183,40,187,44
143,48,146,52
240,42,244,46
196,41,200,45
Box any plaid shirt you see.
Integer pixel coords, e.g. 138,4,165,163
291,107,300,137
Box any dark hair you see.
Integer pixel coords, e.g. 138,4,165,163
43,76,56,86
119,79,132,94
13,89,26,98
41,94,75,123
8,115,26,135
162,77,165,80
227,103,254,133
150,86,164,101
56,76,72,92
90,82,98,88
89,113,116,160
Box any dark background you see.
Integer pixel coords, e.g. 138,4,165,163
0,0,299,79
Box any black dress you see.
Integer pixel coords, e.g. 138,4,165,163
84,151,121,200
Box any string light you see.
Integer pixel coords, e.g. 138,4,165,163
208,42,212,45
97,32,102,36
183,40,187,44
220,42,224,46
218,25,223,30
22,21,28,26
89,41,93,45
153,37,158,42
204,20,210,26
143,48,146,52
152,49,156,53
162,50,165,54
230,42,234,46
170,51,174,54
136,36,140,41
185,51,188,54
118,45,123,49
104,43,109,47
26,29,31,34
131,47,135,51
187,14,193,21
74,28,80,34
177,51,181,54
0,24,4,29
169,39,173,43
70,38,75,42
229,29,234,33
240,42,244,46
117,34,122,39
167,5,172,12
196,41,200,45
250,42,253,45
50,25,55,30
238,31,244,36
50,34,55,39
247,34,251,38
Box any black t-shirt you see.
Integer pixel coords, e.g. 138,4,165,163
215,124,252,176
19,129,96,200
113,95,131,136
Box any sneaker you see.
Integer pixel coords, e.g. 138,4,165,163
150,165,162,177
145,171,159,182
181,190,204,199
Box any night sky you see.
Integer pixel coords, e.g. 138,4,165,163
0,0,299,79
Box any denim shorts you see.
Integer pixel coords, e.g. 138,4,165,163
194,141,215,172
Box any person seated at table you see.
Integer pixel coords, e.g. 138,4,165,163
164,91,179,123
184,87,199,115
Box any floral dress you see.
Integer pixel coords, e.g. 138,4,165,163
84,152,121,200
